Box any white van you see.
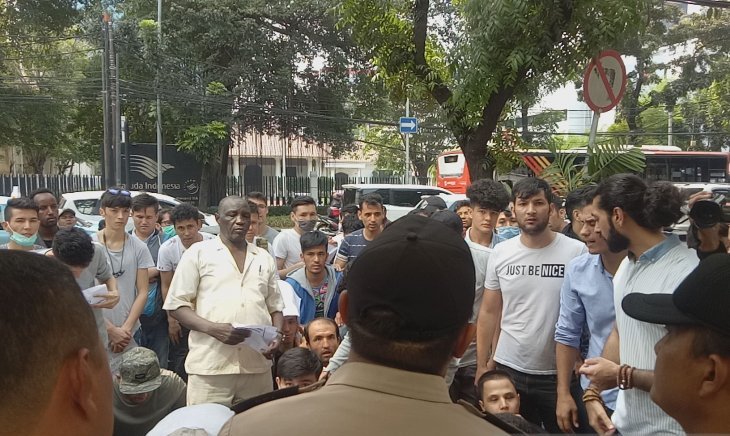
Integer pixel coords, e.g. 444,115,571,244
342,184,453,221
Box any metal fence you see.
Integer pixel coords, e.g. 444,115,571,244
0,174,103,197
226,175,432,205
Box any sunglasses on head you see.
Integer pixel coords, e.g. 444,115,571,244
106,188,131,197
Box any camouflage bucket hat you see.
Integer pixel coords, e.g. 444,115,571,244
119,347,162,394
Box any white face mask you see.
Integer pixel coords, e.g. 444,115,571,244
9,230,38,247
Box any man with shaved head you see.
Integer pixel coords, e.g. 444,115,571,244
164,196,284,406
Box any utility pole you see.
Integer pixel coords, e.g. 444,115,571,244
101,13,114,188
156,0,163,194
404,96,410,184
109,19,121,186
667,108,674,148
115,52,122,186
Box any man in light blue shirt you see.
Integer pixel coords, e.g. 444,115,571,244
554,185,626,433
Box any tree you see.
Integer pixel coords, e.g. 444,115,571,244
338,0,652,180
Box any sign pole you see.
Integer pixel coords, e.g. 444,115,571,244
586,110,600,168
404,96,410,185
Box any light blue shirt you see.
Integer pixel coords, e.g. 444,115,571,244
555,253,618,409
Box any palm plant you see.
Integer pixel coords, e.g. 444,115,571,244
540,141,646,196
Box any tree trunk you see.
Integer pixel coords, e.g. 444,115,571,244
201,140,230,210
625,58,645,145
521,103,530,142
198,162,211,210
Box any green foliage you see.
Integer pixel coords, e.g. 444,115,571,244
177,122,229,164
541,142,646,196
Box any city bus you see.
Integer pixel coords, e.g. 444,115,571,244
436,146,730,191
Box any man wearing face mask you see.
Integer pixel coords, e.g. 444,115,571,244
1,197,46,251
272,196,319,279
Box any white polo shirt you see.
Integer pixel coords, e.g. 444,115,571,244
163,237,284,376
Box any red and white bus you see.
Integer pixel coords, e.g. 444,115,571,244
436,146,730,191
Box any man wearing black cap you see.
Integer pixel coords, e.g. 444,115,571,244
58,208,78,230
219,215,507,436
621,254,730,434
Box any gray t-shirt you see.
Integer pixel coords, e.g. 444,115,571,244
76,243,114,347
272,229,302,268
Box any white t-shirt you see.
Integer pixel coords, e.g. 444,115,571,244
147,403,234,436
157,233,216,273
271,228,302,268
485,233,587,375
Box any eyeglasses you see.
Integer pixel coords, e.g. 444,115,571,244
106,188,131,197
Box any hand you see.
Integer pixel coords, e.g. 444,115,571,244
688,190,713,209
318,370,330,381
556,392,579,433
206,323,251,345
474,359,497,386
579,357,619,391
334,311,343,327
91,290,120,310
108,326,131,353
168,317,182,345
328,236,337,246
585,399,615,436
262,334,282,360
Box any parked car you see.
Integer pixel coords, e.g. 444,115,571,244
342,184,453,221
671,183,730,238
59,190,217,232
0,195,96,245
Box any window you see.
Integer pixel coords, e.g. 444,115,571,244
444,155,458,163
74,199,99,215
391,190,425,207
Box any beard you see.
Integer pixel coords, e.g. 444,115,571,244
606,220,630,253
519,215,549,235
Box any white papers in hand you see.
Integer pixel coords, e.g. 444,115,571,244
82,284,108,305
231,323,279,353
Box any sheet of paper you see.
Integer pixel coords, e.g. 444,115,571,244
82,284,108,305
231,323,279,353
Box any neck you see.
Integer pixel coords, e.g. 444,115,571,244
8,240,33,251
102,227,126,243
257,223,268,237
306,268,326,285
682,408,730,434
363,226,381,240
182,233,202,249
221,236,247,253
468,227,493,247
628,227,666,260
38,225,56,240
520,229,555,249
134,228,154,240
599,250,626,275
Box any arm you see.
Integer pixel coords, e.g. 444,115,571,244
122,268,149,333
579,325,620,391
334,257,347,271
556,343,581,432
160,270,174,302
170,306,249,345
475,289,503,383
160,270,182,344
92,276,120,310
148,267,160,280
277,259,304,279
333,237,350,271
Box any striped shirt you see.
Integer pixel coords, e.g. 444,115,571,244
612,234,698,435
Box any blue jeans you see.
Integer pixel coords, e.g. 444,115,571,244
497,363,591,433
135,313,169,369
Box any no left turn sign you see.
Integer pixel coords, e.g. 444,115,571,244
583,50,627,113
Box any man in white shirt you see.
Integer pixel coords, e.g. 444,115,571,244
580,174,698,435
476,177,586,432
272,196,318,278
164,196,284,406
157,203,215,381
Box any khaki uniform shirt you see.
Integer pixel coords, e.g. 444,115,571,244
164,237,284,376
219,362,508,436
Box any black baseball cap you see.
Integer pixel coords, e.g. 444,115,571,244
622,254,730,336
346,214,475,339
414,195,448,217
59,208,76,217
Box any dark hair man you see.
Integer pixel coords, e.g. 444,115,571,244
157,203,215,381
334,193,385,271
53,227,121,345
562,186,597,241
476,177,587,432
130,193,171,369
96,188,155,374
0,251,113,436
579,174,697,435
246,192,280,246
219,215,506,435
622,254,730,434
554,185,625,432
304,317,341,366
447,180,511,406
113,347,186,435
548,195,567,233
273,196,318,278
275,348,322,389
477,370,521,415
454,200,472,234
1,197,45,251
29,187,59,248
285,231,339,324
164,196,284,406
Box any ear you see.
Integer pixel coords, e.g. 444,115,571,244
478,399,485,412
338,291,349,324
612,207,625,227
300,252,305,262
1,221,9,232
290,211,297,223
275,377,283,389
452,324,474,359
99,208,106,218
699,354,730,398
65,348,104,420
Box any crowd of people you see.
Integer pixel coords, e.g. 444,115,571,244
1,174,729,436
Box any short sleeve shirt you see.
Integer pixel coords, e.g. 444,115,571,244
335,229,371,264
163,238,285,375
157,233,215,272
77,243,114,345
271,229,302,268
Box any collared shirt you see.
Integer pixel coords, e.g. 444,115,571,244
612,234,698,435
555,253,618,408
163,237,284,376
219,362,507,436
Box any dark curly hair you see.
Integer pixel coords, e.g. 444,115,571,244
467,179,510,212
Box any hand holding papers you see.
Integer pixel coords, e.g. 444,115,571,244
231,323,281,354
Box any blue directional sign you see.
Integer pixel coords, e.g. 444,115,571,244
399,117,418,134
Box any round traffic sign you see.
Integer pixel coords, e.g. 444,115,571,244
583,50,627,113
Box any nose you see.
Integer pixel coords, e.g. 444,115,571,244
498,398,509,410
